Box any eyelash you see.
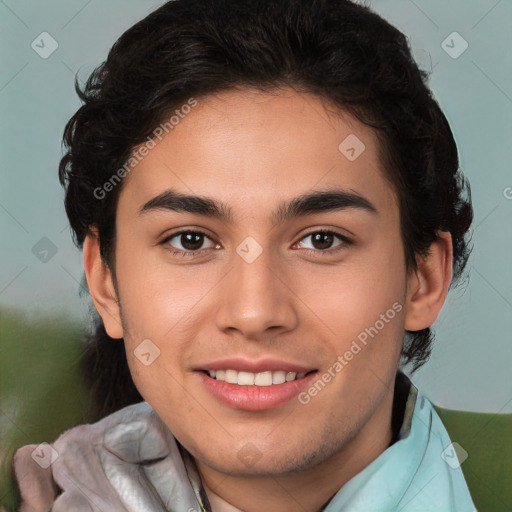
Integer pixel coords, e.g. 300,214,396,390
160,229,352,259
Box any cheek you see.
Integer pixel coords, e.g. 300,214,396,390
294,241,407,378
115,245,209,334
297,256,406,335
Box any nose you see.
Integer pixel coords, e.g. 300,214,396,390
214,243,299,341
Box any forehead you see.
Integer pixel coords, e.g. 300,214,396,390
118,87,397,222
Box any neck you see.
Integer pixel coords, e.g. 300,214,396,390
196,383,396,512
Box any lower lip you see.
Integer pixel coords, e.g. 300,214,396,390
197,371,318,411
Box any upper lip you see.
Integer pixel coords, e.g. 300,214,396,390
197,358,316,374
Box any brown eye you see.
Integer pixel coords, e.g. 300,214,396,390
298,231,349,252
163,230,218,254
310,232,336,250
179,232,205,251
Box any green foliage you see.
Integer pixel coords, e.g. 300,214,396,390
436,406,512,512
0,307,91,511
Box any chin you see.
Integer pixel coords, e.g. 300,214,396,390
196,438,334,477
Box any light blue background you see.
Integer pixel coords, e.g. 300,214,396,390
1,0,511,413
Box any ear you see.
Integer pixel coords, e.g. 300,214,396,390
83,230,124,339
404,231,453,331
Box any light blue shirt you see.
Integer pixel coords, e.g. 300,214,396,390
323,383,476,512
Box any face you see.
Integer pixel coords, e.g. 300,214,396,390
98,88,411,477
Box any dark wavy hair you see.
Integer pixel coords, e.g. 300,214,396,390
58,0,473,419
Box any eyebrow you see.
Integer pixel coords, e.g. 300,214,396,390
138,188,378,223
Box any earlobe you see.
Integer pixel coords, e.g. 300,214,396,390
404,232,453,332
83,231,124,339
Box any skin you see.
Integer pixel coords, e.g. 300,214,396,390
79,87,452,512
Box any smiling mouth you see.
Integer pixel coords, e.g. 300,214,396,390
202,369,316,386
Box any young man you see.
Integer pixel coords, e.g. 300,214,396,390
13,0,476,510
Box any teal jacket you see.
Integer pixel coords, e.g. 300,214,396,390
322,382,476,511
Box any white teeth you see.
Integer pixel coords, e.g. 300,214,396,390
209,369,306,385
272,371,286,384
225,369,238,384
254,371,273,386
237,371,255,385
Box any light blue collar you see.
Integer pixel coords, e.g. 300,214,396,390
323,382,476,512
